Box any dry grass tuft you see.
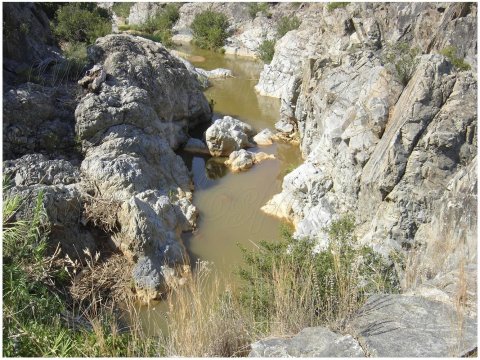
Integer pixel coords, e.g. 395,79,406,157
164,261,253,357
82,194,121,233
68,250,133,308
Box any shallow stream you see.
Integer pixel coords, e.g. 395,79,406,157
138,43,301,335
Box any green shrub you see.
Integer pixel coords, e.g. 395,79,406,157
131,4,179,46
257,39,276,64
52,3,111,44
237,216,399,332
382,41,420,86
440,46,471,71
326,2,350,11
248,2,269,19
111,2,133,19
276,16,301,37
191,10,230,50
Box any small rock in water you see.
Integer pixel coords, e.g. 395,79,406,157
196,67,233,79
253,128,276,146
275,119,294,134
225,149,275,172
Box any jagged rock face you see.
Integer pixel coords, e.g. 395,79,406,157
256,2,477,100
205,116,255,157
358,60,477,253
404,159,477,313
261,3,477,310
3,83,77,160
75,34,211,301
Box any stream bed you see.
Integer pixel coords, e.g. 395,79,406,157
137,42,301,335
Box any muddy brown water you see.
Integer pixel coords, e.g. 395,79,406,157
137,42,301,335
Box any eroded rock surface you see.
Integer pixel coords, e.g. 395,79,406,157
253,128,276,146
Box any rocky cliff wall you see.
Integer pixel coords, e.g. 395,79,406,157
260,2,477,311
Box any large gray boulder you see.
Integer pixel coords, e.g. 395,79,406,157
75,34,211,301
224,149,275,172
249,327,365,357
205,116,255,156
249,294,477,357
349,294,478,357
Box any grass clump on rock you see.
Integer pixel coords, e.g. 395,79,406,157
248,2,270,19
440,46,471,71
382,41,420,86
276,15,301,37
257,39,276,64
191,10,230,51
326,2,350,11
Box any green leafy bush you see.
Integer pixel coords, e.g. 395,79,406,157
52,3,111,44
111,2,133,19
248,3,270,19
440,46,471,71
191,10,230,50
276,16,301,37
237,216,399,332
382,41,420,86
257,39,276,64
131,4,179,46
326,2,350,11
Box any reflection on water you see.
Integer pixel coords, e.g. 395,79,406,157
140,42,302,337
205,157,228,180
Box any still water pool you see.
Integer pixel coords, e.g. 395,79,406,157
138,42,301,335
